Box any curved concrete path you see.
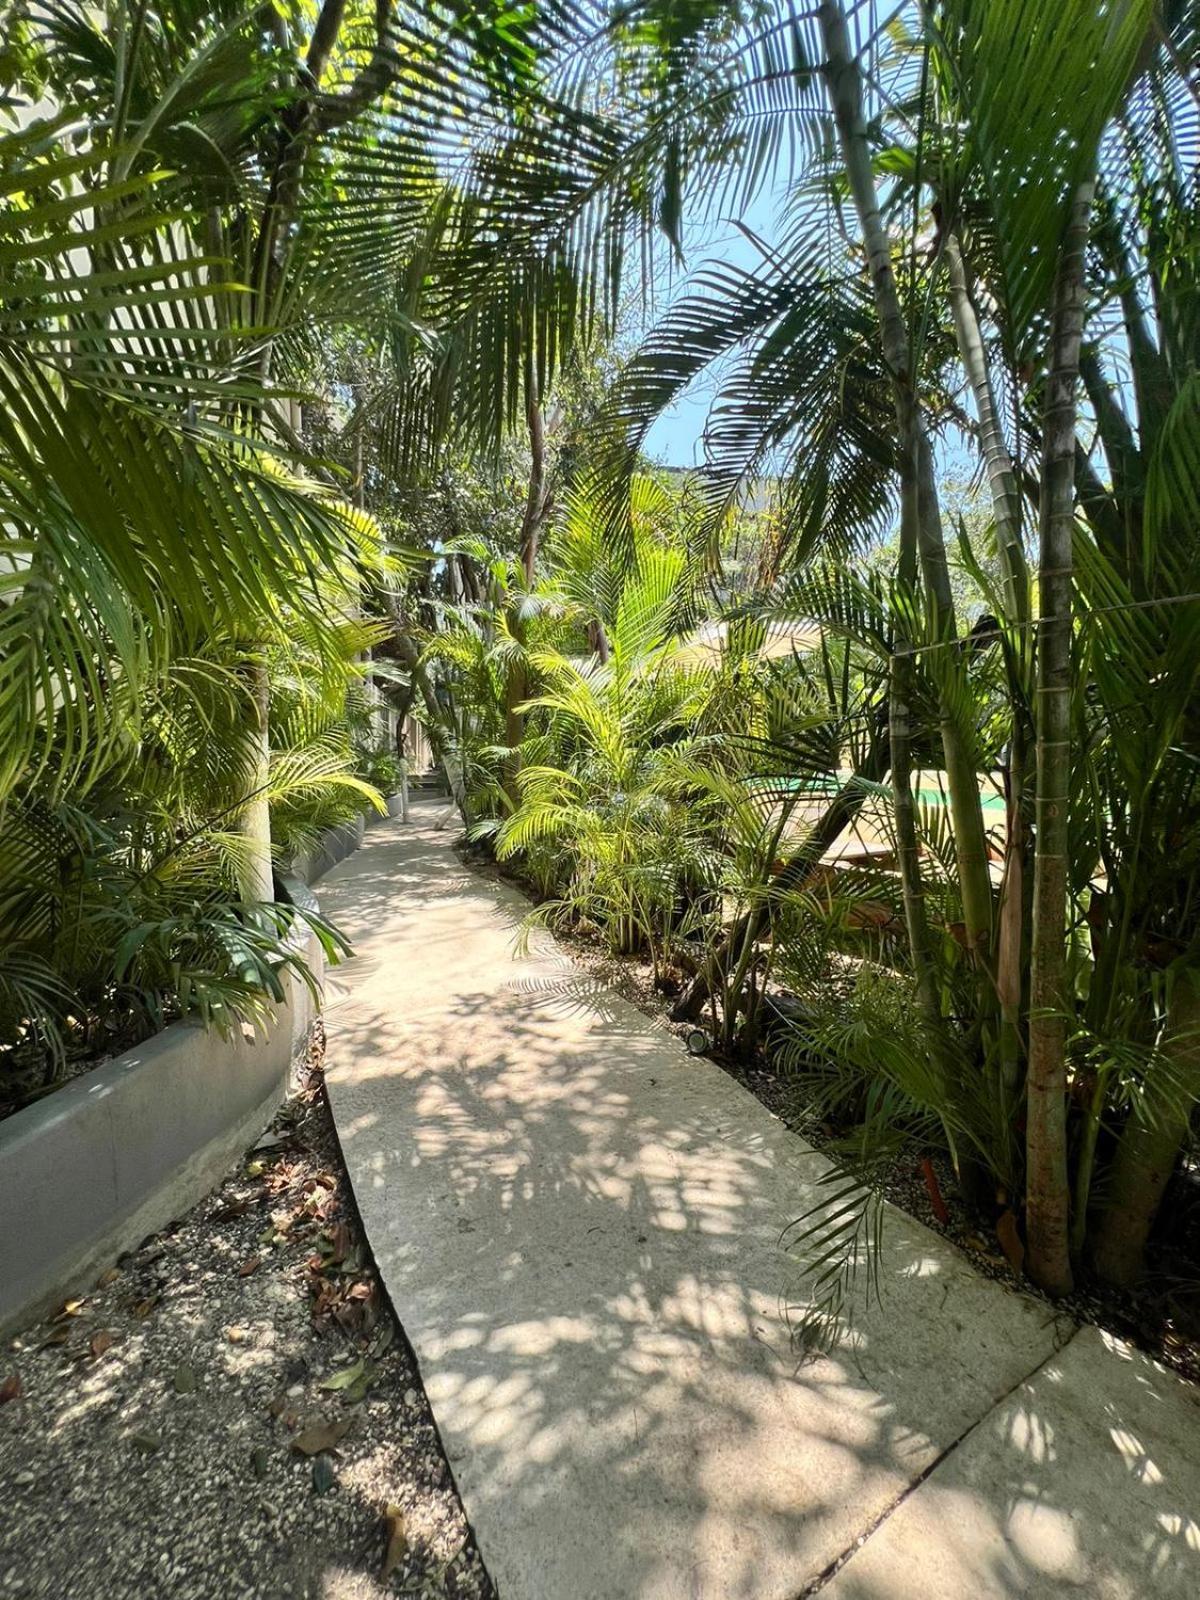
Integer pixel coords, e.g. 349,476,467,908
320,803,1200,1600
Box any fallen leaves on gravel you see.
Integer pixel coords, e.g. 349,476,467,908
291,1416,351,1456
238,1255,263,1277
311,1455,337,1496
318,1358,366,1392
318,1357,377,1403
0,1373,21,1405
381,1504,408,1579
90,1331,115,1359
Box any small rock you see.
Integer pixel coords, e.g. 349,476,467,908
403,1388,418,1407
130,1431,161,1454
13,1471,34,1488
172,1363,197,1395
286,1383,304,1398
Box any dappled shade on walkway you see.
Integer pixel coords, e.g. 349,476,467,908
320,805,1200,1600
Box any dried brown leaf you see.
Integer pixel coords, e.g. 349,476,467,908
996,1210,1026,1276
291,1416,351,1457
381,1505,408,1580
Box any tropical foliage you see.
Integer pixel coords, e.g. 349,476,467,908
3,0,1198,1341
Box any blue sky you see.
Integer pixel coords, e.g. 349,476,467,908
638,185,983,501
638,191,782,467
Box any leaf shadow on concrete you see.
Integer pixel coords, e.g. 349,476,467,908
320,817,1200,1600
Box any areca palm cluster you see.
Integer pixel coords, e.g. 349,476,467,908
4,0,1198,1320
0,0,513,1100
411,0,1200,1309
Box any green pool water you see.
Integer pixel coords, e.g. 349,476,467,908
765,776,1007,813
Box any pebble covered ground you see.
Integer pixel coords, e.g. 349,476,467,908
0,1030,495,1600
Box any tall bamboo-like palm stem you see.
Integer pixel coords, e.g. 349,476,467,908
1026,180,1094,1296
944,231,1031,1098
503,349,551,810
819,0,991,979
944,236,1030,629
1090,972,1200,1285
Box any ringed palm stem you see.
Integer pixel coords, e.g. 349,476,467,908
1090,972,1200,1286
818,0,992,989
1026,179,1095,1297
944,229,1031,1100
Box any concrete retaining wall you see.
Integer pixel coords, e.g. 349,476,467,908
0,809,389,1337
294,814,367,886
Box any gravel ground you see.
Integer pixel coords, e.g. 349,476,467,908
0,1029,495,1600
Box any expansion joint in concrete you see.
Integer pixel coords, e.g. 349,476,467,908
798,1322,1083,1597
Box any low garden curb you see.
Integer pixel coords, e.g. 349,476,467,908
0,804,397,1337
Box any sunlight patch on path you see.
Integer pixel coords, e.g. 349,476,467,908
320,806,1199,1600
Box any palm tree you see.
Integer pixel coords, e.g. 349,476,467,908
423,0,1197,1295
0,0,540,1083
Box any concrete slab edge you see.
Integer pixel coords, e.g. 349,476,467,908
797,1324,1084,1596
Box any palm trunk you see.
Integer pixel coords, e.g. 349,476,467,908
996,741,1028,1099
1026,181,1094,1296
587,619,611,664
819,1,992,966
945,231,1031,1105
890,635,942,1023
1089,971,1200,1286
502,351,550,811
237,659,274,903
670,724,888,1023
944,234,1030,629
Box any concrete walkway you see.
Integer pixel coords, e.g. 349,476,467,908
319,804,1200,1600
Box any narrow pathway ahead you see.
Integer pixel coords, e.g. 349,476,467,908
320,804,1200,1600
